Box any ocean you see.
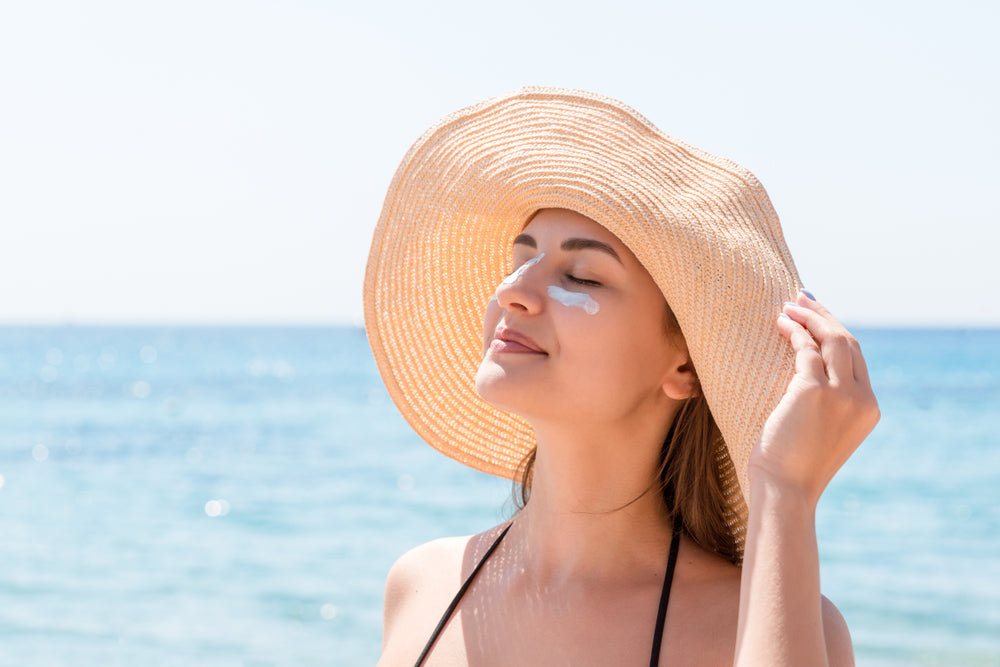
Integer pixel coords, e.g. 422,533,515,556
0,326,997,666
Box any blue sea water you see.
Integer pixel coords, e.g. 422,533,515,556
0,326,997,666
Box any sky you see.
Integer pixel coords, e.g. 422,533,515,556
1,0,997,327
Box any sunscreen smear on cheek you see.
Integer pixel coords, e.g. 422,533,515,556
547,285,600,315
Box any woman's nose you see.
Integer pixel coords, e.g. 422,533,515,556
495,253,546,313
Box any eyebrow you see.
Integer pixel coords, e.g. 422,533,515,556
513,233,622,264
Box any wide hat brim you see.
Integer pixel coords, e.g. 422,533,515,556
364,87,801,558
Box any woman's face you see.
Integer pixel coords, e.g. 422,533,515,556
475,208,695,429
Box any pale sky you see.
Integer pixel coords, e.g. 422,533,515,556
2,0,997,326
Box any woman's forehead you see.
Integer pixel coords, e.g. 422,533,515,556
518,208,644,272
520,209,630,251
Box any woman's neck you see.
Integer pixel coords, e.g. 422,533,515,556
510,422,675,585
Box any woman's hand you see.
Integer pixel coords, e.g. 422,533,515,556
752,290,881,507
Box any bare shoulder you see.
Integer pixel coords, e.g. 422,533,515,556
381,534,467,649
384,535,466,603
821,595,855,667
669,543,853,665
381,524,510,653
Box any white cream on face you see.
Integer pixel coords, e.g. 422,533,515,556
547,285,600,315
501,252,545,286
493,252,545,301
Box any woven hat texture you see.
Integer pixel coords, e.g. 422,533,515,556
364,87,802,554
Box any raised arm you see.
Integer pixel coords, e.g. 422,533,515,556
735,291,880,666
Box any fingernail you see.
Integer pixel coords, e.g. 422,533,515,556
783,301,799,309
779,312,792,320
801,288,816,300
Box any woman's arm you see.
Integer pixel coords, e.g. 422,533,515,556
734,291,879,666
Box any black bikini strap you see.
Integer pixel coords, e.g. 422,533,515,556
649,529,681,667
414,523,513,667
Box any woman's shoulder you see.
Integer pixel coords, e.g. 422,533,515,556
821,595,855,665
666,539,853,664
385,523,509,593
385,534,466,592
381,523,511,652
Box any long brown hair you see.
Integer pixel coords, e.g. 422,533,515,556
512,303,740,564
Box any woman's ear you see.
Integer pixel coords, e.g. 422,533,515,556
662,356,700,400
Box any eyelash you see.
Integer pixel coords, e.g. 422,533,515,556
504,265,602,287
567,274,602,287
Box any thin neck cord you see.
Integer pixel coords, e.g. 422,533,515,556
649,528,681,667
413,523,513,667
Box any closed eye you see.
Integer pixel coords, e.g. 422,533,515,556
567,275,602,287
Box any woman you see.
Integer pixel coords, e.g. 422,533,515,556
365,88,879,665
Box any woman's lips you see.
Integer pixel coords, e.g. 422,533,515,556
489,339,543,354
491,327,546,354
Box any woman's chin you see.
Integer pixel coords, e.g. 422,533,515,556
474,365,506,406
474,363,531,416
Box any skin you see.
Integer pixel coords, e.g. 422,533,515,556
379,209,877,666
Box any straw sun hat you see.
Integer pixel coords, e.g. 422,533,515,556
364,87,802,553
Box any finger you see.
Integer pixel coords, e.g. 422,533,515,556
777,313,827,380
795,289,834,317
848,335,872,385
782,301,854,386
797,291,874,386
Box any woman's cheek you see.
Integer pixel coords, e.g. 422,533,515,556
481,296,502,355
546,286,600,315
